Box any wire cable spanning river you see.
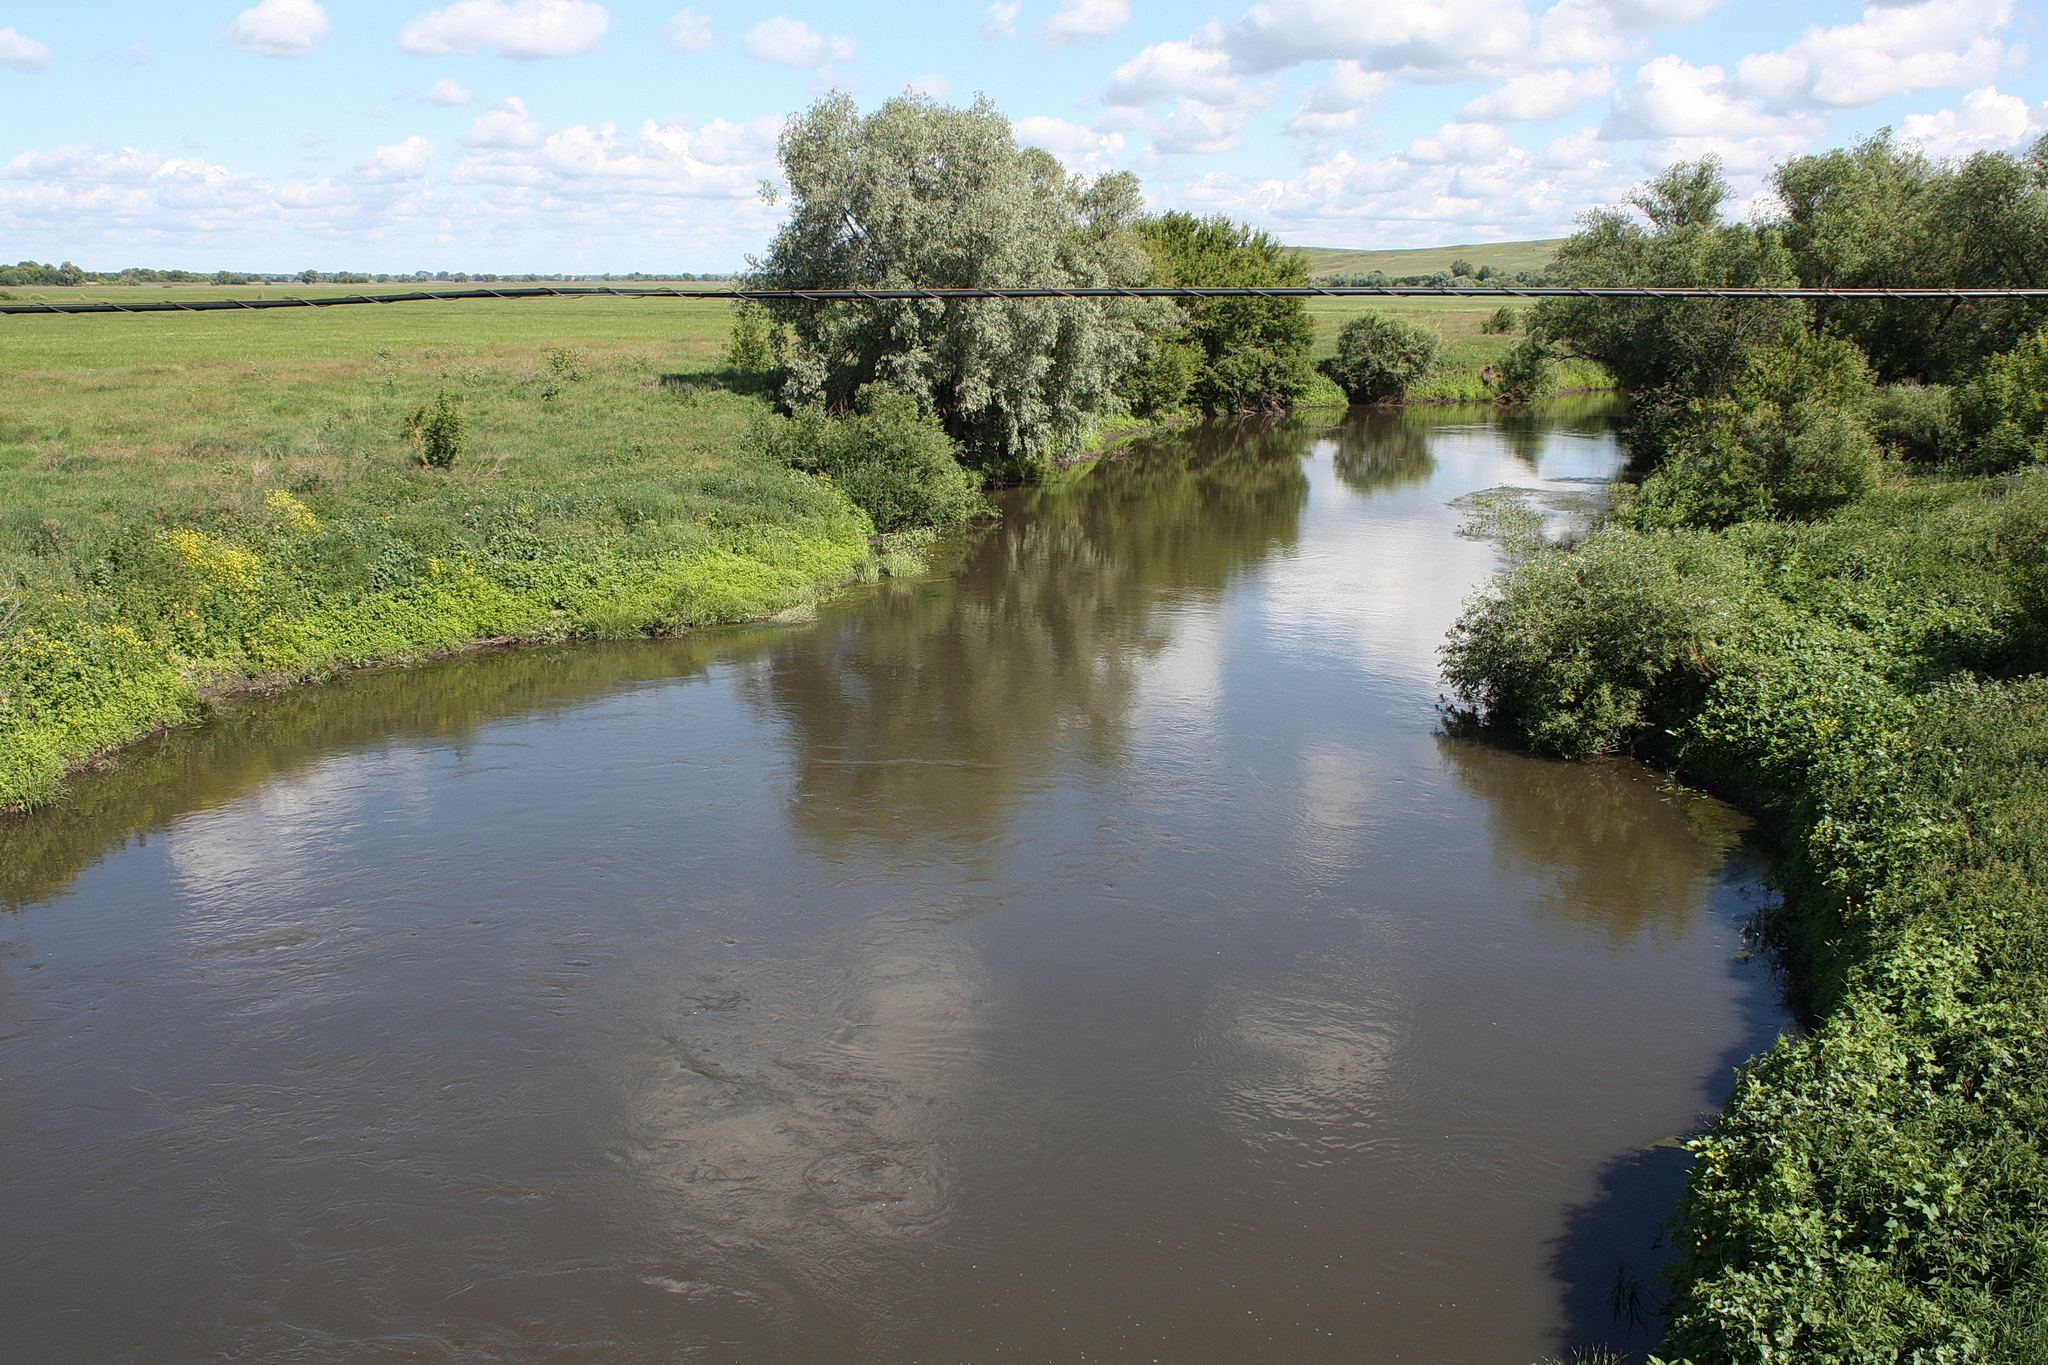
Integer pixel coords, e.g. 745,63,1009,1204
0,403,1786,1364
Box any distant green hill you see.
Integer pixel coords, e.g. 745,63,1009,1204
1294,238,1566,279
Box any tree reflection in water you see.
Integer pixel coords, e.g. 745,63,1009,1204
741,415,1323,855
1437,736,1753,947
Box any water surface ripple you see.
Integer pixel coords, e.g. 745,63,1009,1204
0,403,1784,1364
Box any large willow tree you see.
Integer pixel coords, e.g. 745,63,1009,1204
751,94,1162,478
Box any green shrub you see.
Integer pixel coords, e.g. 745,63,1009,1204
1481,305,1519,335
1194,344,1317,414
1956,326,2048,471
757,386,983,534
1865,382,1953,462
1116,337,1200,417
725,302,774,372
1631,400,1880,529
410,390,466,469
1321,313,1443,403
1487,336,1558,403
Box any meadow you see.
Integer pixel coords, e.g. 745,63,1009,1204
0,287,875,812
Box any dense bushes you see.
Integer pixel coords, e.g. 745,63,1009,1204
1608,327,1878,529
1453,143,2048,1357
1446,463,2048,1363
755,386,983,534
1125,211,1318,415
1955,327,2048,471
1320,313,1442,403
1486,336,1558,404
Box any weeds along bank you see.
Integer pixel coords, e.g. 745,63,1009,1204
1452,142,2048,1363
1454,479,2048,1361
0,335,906,813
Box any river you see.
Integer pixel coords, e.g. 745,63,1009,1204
0,402,1784,1364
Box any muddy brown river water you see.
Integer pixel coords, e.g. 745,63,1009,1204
0,403,1784,1364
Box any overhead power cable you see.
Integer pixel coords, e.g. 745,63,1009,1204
5,284,2048,316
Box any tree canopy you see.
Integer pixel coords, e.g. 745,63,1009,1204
1774,131,2048,382
1533,158,1802,458
751,93,1161,478
1127,212,1316,415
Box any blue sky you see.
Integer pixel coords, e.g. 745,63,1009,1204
0,0,2041,271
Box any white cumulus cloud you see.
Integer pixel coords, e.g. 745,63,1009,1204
1406,120,1512,164
1459,66,1614,121
1038,0,1131,46
222,0,330,58
1732,0,2009,112
905,73,950,99
0,27,51,71
1898,85,2042,159
462,96,546,149
1104,39,1241,107
665,8,716,50
1015,115,1126,174
743,16,857,68
422,77,475,104
1601,54,1815,139
1219,0,1539,81
982,1,1021,39
365,135,437,177
399,0,609,60
1284,60,1392,137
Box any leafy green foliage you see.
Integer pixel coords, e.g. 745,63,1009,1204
1134,211,1317,414
725,302,774,372
753,93,1160,478
1865,384,1954,463
1775,132,2048,383
1116,337,1201,417
756,385,983,534
410,389,467,468
1487,336,1558,404
1624,327,1881,529
1534,159,1802,461
1955,325,2048,471
1481,306,1519,335
1320,312,1443,402
1445,470,2048,1363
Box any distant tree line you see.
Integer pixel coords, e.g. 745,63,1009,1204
0,261,735,288
1312,262,1559,288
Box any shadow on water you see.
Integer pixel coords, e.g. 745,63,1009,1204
1439,734,1790,1361
1546,877,1789,1363
1437,739,1751,948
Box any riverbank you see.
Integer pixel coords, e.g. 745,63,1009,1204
0,305,884,813
0,286,1592,817
1445,467,2048,1361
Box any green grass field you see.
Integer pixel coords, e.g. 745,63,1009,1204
0,287,876,812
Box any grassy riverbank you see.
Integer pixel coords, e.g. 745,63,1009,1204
0,296,878,813
1448,469,2048,1361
